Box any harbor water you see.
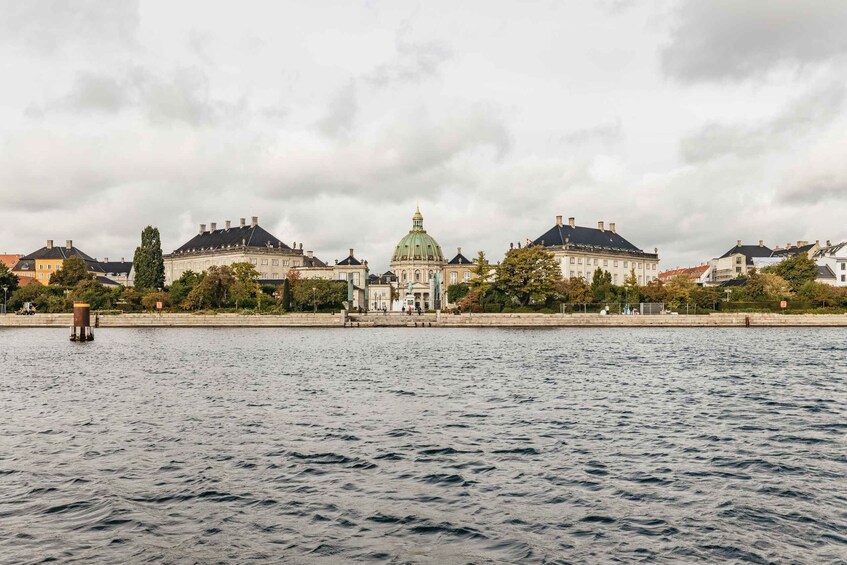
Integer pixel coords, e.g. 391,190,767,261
1,327,845,563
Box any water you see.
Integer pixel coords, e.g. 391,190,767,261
1,327,845,564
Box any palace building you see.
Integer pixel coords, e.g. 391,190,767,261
389,206,447,310
532,216,660,285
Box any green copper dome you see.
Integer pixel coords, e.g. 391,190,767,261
391,206,445,262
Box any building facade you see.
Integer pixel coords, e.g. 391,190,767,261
163,217,304,285
17,240,122,285
814,241,847,287
532,216,659,285
389,207,447,310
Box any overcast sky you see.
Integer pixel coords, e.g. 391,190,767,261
2,0,846,271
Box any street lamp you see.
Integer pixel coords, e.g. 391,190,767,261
312,287,317,314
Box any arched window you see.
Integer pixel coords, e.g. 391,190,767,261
415,244,421,258
415,270,421,282
402,271,407,282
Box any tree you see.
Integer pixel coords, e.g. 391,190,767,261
760,272,791,299
50,256,92,286
141,291,171,311
169,270,202,308
230,262,260,307
447,283,470,303
291,278,346,311
558,277,592,303
280,279,292,310
0,262,19,296
590,268,612,301
763,254,818,292
72,279,113,310
469,251,493,294
496,246,562,306
623,268,640,303
183,265,234,309
132,226,165,291
641,280,668,304
664,275,694,309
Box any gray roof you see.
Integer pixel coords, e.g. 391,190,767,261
99,261,133,275
337,255,362,266
719,244,773,263
302,255,327,268
22,245,95,261
173,224,290,254
533,223,653,256
817,265,836,280
448,252,474,265
771,244,815,257
814,241,847,258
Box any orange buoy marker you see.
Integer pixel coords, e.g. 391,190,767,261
70,302,94,342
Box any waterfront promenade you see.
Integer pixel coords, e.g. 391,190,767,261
3,312,847,328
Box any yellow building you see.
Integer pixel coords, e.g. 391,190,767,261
20,240,99,284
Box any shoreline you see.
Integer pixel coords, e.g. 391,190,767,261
2,312,847,328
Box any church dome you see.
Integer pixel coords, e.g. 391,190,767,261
391,206,445,263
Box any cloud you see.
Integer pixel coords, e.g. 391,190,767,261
364,37,452,87
662,0,847,82
680,82,846,163
0,0,139,54
557,118,622,146
315,81,358,138
61,71,131,114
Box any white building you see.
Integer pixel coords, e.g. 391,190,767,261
532,216,659,285
814,241,847,287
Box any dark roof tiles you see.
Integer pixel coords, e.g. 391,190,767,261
533,224,648,254
173,224,291,254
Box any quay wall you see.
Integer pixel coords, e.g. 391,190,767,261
3,312,847,328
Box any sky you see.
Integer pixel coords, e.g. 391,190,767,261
1,0,846,272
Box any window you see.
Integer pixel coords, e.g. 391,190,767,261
402,271,407,282
250,258,258,265
47,264,52,270
415,270,421,282
842,275,846,282
261,259,268,265
614,260,618,267
463,272,470,283
613,274,618,283
450,272,457,285
842,263,846,270
637,262,641,269
652,264,656,270
736,267,742,273
624,261,628,268
283,260,290,266
272,273,278,279
570,257,575,264
577,258,582,264
272,259,279,266
38,273,43,279
603,260,608,266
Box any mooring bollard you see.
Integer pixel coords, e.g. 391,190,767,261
70,302,94,342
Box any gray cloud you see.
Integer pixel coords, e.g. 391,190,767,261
680,82,846,163
0,0,139,54
662,0,847,82
557,118,622,146
364,37,452,87
62,71,130,114
316,81,358,138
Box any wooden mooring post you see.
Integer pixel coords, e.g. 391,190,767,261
70,303,94,342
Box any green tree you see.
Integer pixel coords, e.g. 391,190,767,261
72,279,113,310
664,275,694,309
763,254,819,292
168,270,202,308
281,278,292,311
141,291,171,311
447,283,470,303
623,268,640,303
590,268,612,301
558,276,592,303
132,226,165,291
469,251,492,293
641,280,668,304
0,262,19,297
496,246,562,306
230,262,260,307
183,265,234,309
50,256,92,286
291,279,346,311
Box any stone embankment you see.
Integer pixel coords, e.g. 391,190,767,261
2,312,847,328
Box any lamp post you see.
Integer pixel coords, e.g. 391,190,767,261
312,287,317,314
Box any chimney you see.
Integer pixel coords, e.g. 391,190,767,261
798,240,807,247
307,250,313,258
598,221,604,231
299,243,303,250
568,217,575,228
815,240,819,246
787,242,791,249
609,222,616,234
349,248,354,257
200,223,206,234
47,240,53,249
251,216,258,227
239,218,246,228
737,240,742,247
555,215,563,227
66,240,72,250
104,257,109,263
225,220,231,230
826,240,831,247
120,257,124,262
758,240,764,247
457,247,462,255
210,222,217,232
